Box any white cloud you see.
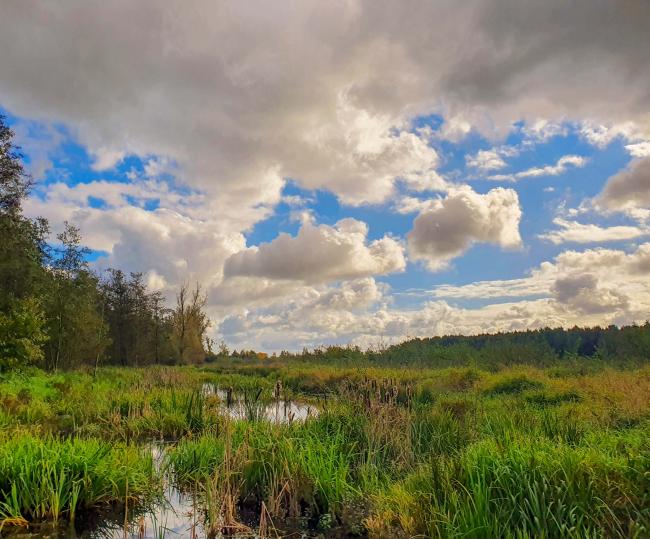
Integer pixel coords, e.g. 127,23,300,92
433,244,650,317
143,156,177,179
430,277,552,301
1,1,648,211
625,141,650,158
215,243,650,350
466,149,506,171
2,1,650,349
223,218,405,284
407,187,522,271
23,179,246,293
90,148,126,171
488,154,587,182
579,121,642,149
12,120,65,181
519,155,587,178
208,217,406,313
539,218,650,245
393,196,436,215
521,119,568,143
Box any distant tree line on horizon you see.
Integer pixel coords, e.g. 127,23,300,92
0,115,210,372
245,323,650,367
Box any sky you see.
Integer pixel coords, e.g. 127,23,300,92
1,1,650,351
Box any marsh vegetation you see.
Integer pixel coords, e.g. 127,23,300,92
0,356,648,538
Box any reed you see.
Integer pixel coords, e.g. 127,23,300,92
1,361,648,536
0,435,158,529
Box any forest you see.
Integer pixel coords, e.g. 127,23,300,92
0,116,212,372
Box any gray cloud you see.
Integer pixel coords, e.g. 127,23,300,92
407,187,522,271
2,1,650,348
552,273,630,315
1,1,649,214
597,157,650,214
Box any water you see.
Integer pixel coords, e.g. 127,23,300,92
93,443,316,539
91,444,210,539
202,384,318,423
91,389,318,539
4,390,318,538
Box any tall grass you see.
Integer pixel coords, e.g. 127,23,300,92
0,362,648,536
0,435,158,529
369,429,650,537
166,384,649,537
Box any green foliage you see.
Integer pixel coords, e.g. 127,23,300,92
269,323,650,368
0,115,212,371
167,435,225,482
526,390,582,407
0,297,47,371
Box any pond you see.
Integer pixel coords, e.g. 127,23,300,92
202,384,318,423
5,389,320,538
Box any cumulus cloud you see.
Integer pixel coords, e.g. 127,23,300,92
215,242,650,350
407,187,522,271
208,217,405,312
224,218,405,284
218,284,563,352
539,218,650,245
597,157,650,215
433,244,650,316
1,1,650,348
552,273,629,315
1,1,649,209
23,179,245,292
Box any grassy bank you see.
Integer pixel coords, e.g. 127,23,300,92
0,360,649,536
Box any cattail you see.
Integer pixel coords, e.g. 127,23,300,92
226,386,233,407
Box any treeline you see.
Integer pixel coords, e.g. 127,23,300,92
268,324,650,367
0,116,210,372
376,324,650,367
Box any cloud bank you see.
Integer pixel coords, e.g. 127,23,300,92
1,1,649,349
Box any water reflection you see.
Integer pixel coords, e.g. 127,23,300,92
202,384,317,423
6,390,318,538
91,444,209,539
92,381,320,539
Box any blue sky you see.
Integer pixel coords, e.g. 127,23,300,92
1,1,649,350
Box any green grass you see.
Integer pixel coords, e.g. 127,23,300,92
0,361,648,536
0,435,157,528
